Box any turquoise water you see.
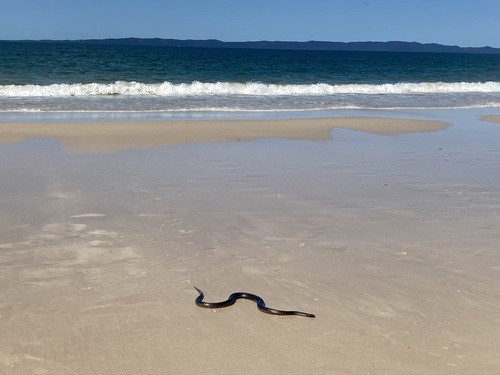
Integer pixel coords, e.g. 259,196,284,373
0,42,499,112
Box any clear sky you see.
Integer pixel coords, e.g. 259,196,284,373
1,0,498,47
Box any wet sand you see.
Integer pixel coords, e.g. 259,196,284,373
0,112,499,374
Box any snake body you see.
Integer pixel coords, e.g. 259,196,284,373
194,287,315,318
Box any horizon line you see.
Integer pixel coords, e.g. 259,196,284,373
1,37,498,50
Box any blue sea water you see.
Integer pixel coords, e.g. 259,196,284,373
0,42,499,113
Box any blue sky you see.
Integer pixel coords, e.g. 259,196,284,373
1,0,498,47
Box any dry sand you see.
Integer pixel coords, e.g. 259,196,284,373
0,117,449,152
481,114,500,123
0,115,499,374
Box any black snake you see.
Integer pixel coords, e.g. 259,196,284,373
194,287,315,318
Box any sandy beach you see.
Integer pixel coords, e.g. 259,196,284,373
0,117,449,152
0,112,499,374
481,114,500,123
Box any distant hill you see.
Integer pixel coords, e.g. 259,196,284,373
4,38,500,54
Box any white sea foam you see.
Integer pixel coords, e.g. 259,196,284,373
1,102,499,113
1,81,499,97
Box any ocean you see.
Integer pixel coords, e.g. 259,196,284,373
0,42,499,114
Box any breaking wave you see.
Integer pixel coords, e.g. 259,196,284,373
1,81,499,97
